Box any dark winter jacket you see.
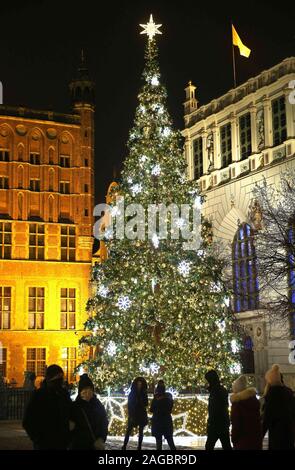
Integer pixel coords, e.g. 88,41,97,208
207,383,230,432
262,384,295,450
71,395,108,450
127,390,148,427
150,392,174,437
22,384,73,449
230,387,262,450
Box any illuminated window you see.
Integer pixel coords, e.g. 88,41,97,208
0,150,9,162
0,222,12,259
233,223,259,312
288,225,295,336
0,177,9,189
29,224,45,260
239,113,252,160
0,348,7,377
28,287,45,330
193,137,203,180
30,153,40,165
59,181,70,194
60,288,76,330
59,155,70,168
0,287,11,329
61,347,77,382
240,336,255,374
61,226,75,261
30,179,40,192
26,348,46,376
220,123,232,168
272,96,287,146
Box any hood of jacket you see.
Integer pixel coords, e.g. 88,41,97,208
230,387,257,404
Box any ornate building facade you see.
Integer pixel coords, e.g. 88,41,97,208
182,57,295,390
0,59,95,385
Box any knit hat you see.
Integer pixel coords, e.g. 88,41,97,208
232,375,247,393
45,364,64,382
265,364,282,386
78,374,94,393
205,370,220,386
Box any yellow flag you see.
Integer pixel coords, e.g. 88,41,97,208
232,24,251,58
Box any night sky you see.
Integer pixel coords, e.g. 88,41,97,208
1,0,295,204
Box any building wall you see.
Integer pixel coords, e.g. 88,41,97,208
182,57,295,391
0,107,94,385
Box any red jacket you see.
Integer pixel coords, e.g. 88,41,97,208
230,387,263,450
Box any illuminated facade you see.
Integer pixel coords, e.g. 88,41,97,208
0,58,95,385
183,57,295,390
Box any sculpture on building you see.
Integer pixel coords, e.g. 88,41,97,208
256,109,265,151
206,132,214,173
248,199,263,230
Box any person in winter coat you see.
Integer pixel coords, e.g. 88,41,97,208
150,380,176,450
122,377,148,450
71,374,108,450
230,375,262,450
22,364,73,450
262,364,295,450
204,369,232,450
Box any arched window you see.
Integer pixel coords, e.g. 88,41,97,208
240,335,255,374
232,223,259,312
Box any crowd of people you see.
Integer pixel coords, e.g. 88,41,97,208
22,363,295,451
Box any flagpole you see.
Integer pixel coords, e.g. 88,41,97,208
231,23,237,88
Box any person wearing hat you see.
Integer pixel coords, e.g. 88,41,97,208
150,380,176,450
230,375,262,449
22,364,73,449
204,369,232,450
262,364,295,450
71,374,108,450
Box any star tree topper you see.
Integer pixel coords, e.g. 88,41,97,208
140,14,162,40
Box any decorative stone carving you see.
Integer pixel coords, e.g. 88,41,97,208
0,127,8,137
15,124,27,136
61,134,69,144
248,199,263,230
256,108,265,151
46,128,57,139
206,132,214,172
31,131,40,141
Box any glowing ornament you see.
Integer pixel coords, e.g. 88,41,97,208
139,105,146,114
140,14,162,41
117,296,132,311
162,127,171,137
151,164,161,176
231,339,239,354
178,260,191,277
139,155,148,164
230,363,242,374
98,285,109,298
151,75,160,86
106,341,117,357
130,183,142,195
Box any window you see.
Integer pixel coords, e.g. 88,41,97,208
60,288,76,329
0,348,7,377
28,287,45,329
0,177,9,189
84,184,89,193
239,113,252,160
29,224,45,260
61,347,77,382
30,179,40,192
0,287,11,329
61,226,76,261
84,209,89,216
59,155,70,168
0,150,9,162
272,96,287,146
26,348,46,376
193,137,203,180
233,223,259,312
220,123,232,168
59,181,70,194
240,336,255,374
84,159,89,167
30,153,40,165
0,222,12,259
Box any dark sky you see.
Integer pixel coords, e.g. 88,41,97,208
1,0,295,204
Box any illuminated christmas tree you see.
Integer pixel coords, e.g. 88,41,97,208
80,15,240,391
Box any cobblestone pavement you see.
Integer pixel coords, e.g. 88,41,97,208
0,421,268,451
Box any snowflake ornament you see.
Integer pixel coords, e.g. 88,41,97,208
117,296,132,311
178,260,191,277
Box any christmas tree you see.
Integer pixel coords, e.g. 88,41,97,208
80,16,240,391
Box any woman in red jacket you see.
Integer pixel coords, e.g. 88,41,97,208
230,375,262,450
